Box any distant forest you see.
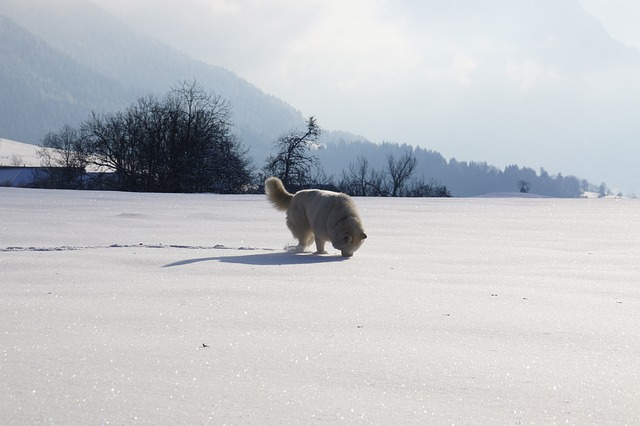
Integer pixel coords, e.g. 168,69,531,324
316,140,608,197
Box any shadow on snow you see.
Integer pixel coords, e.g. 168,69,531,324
163,251,348,267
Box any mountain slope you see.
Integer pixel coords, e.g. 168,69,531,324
0,14,134,144
0,138,45,166
0,0,305,162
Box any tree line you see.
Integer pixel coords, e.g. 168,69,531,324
33,81,609,197
259,115,449,197
34,82,450,197
316,139,614,197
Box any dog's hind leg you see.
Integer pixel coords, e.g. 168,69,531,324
297,231,314,250
287,223,313,252
290,232,313,253
287,211,314,252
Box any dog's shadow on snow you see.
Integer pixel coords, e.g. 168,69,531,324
163,251,348,268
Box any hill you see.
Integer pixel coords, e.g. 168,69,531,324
0,138,48,166
0,14,133,145
0,0,305,163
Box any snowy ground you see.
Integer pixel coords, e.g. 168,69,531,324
1,187,639,425
0,138,43,166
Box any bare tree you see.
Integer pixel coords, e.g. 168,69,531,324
338,151,445,197
10,154,24,167
386,151,417,197
37,124,89,189
263,116,322,190
339,155,391,196
81,81,252,193
340,155,370,196
82,110,140,190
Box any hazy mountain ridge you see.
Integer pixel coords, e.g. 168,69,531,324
0,14,134,143
0,0,306,163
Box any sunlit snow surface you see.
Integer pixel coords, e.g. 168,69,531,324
1,188,639,425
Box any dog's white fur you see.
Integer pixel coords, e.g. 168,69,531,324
265,177,367,257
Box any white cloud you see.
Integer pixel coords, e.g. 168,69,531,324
206,0,242,16
505,59,560,90
268,0,420,92
449,54,478,87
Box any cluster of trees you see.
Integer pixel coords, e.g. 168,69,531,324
259,117,449,197
38,86,448,196
337,154,449,197
38,82,252,193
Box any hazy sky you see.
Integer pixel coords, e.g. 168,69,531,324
84,0,640,193
578,0,640,48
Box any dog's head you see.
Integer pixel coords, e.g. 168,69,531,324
332,221,367,257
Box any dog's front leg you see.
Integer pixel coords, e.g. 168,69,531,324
314,238,328,254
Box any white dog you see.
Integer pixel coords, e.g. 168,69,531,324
265,177,367,257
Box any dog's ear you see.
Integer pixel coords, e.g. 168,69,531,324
343,234,352,243
361,232,367,240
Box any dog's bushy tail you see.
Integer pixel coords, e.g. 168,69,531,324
265,176,293,211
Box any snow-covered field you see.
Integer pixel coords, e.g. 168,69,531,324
1,187,639,425
0,138,43,166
